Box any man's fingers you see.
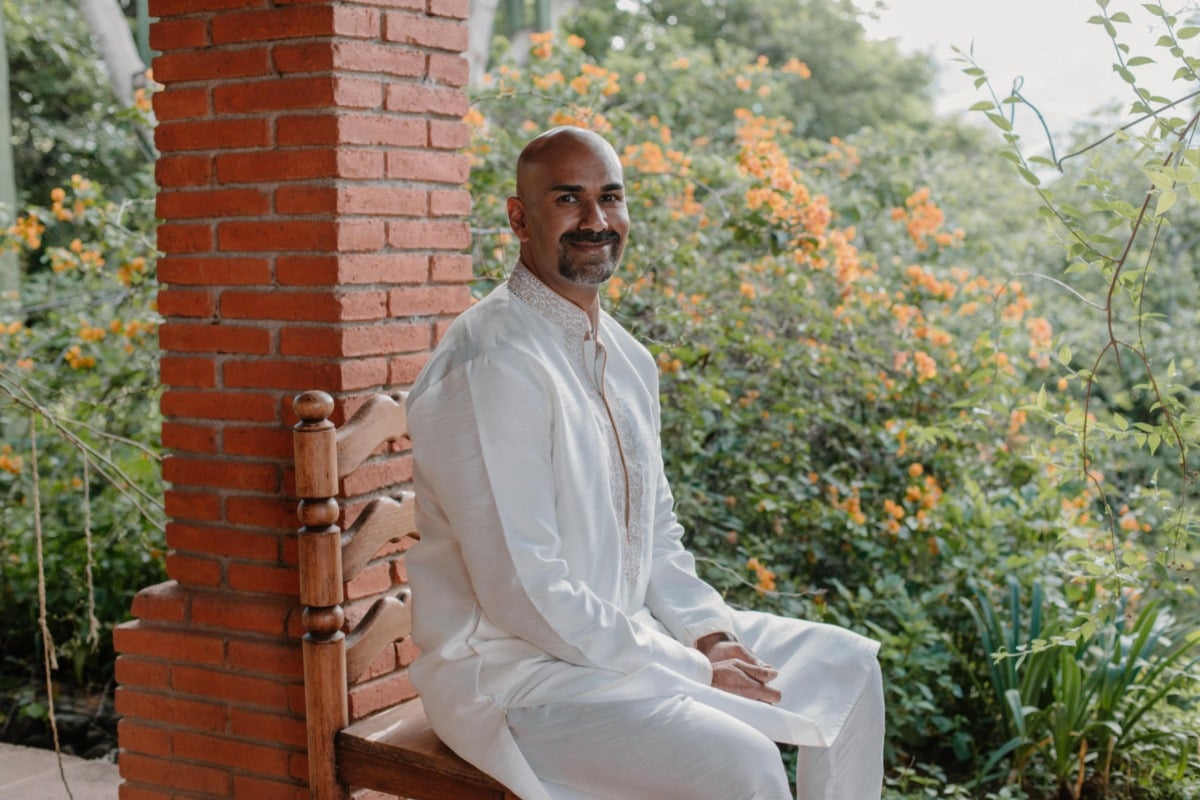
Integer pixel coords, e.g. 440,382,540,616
735,661,778,683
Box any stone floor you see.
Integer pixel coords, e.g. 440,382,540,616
0,743,120,800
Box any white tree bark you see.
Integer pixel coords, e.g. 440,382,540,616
468,0,504,87
75,0,146,108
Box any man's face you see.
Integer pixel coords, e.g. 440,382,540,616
508,134,630,302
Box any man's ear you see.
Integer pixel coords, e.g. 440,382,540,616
506,196,530,242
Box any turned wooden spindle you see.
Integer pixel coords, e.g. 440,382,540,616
293,390,350,800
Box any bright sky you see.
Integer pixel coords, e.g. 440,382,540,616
856,0,1192,145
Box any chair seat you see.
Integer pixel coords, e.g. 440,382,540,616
337,698,513,800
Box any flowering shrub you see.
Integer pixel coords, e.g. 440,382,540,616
0,177,163,684
467,29,1196,796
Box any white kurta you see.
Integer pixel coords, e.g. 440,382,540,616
406,264,880,800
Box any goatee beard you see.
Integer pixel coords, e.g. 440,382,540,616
558,231,621,285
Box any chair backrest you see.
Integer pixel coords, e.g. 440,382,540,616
292,390,418,800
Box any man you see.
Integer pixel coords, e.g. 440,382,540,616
405,126,884,800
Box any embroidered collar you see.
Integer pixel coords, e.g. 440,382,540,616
508,262,595,342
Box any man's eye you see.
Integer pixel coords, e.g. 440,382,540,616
602,194,623,203
557,195,579,203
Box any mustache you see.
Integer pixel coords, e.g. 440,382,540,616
561,231,621,245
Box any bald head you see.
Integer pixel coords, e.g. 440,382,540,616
515,126,623,200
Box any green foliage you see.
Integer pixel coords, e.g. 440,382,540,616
0,176,164,685
3,0,154,208
964,579,1199,797
467,7,1199,793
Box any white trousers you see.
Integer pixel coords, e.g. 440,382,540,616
506,659,885,800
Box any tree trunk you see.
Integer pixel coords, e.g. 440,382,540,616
468,0,504,87
75,0,146,108
0,13,19,293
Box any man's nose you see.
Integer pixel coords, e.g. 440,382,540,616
578,200,608,231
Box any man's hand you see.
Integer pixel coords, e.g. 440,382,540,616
696,634,782,704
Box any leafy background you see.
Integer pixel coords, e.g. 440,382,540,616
0,0,1197,796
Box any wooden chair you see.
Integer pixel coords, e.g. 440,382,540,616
292,389,517,800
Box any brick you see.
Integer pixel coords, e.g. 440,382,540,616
117,752,231,796
158,256,272,286
115,657,172,692
347,671,414,719
227,639,303,679
388,284,469,316
162,421,219,453
192,593,292,637
231,775,309,800
152,88,210,122
428,0,469,18
274,185,336,215
167,524,281,561
173,666,291,709
427,53,469,86
333,76,383,109
430,252,472,282
429,118,469,149
220,423,295,458
149,18,208,51
270,42,333,74
157,287,216,317
158,322,271,355
275,114,339,147
175,730,292,775
117,719,174,759
386,219,470,250
227,562,299,595
215,149,338,183
224,357,389,394
386,150,469,183
156,223,213,255
331,41,423,77
430,188,471,216
383,12,467,51
213,76,334,114
157,188,270,220
163,454,280,492
129,582,189,623
164,490,223,522
154,47,270,82
156,155,212,188
211,5,377,44
275,253,428,285
150,0,253,14
336,219,387,252
156,118,271,152
345,560,392,600
339,114,424,147
221,289,386,321
166,553,224,587
225,495,295,529
385,82,468,116
160,356,216,388
161,389,278,423
229,707,308,748
338,186,425,216
336,148,385,179
113,625,225,666
218,220,338,253
389,353,428,384
118,784,174,800
280,321,426,357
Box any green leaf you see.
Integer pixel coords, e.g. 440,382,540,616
969,100,995,111
1126,56,1155,66
1018,166,1041,186
986,112,1013,132
1177,26,1199,39
1155,189,1178,216
1110,11,1131,22
1143,3,1165,17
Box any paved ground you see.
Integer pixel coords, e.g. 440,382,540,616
0,743,120,800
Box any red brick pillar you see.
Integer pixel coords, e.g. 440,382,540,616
113,1,472,797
